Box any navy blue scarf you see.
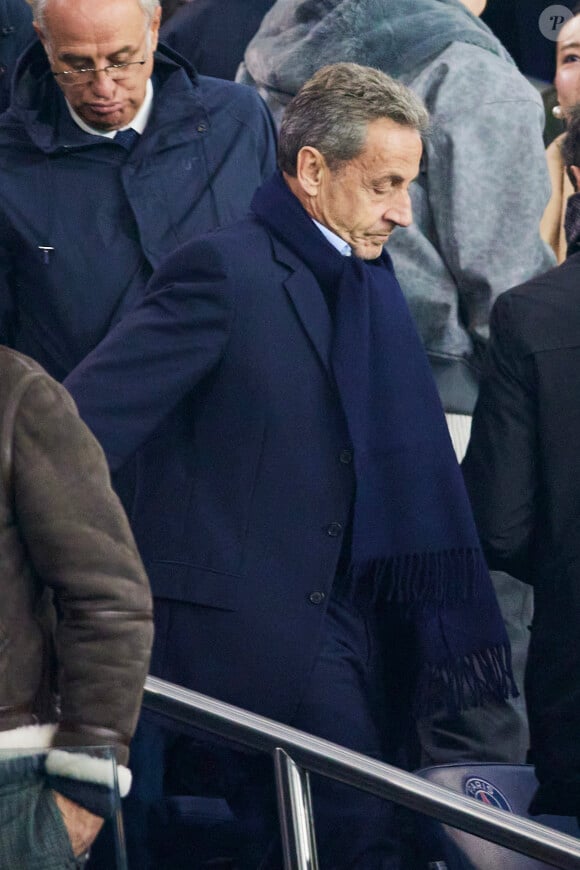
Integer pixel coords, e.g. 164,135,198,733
252,172,516,713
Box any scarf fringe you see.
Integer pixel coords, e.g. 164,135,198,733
347,547,487,606
414,642,518,718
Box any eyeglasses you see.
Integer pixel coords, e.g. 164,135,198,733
52,57,147,86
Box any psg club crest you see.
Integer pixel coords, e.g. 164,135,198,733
464,777,513,812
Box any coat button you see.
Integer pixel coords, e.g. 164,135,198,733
309,591,325,605
197,122,207,132
339,449,353,465
326,522,343,537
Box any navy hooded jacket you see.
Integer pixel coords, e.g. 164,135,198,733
0,40,277,380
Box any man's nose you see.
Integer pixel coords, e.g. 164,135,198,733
385,190,412,228
89,68,116,97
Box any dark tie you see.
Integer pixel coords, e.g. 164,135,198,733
114,128,139,150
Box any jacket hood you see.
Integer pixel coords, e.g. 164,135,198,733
244,0,509,94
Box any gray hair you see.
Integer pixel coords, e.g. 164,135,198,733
27,0,160,31
278,62,429,175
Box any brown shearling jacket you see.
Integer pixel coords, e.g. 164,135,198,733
0,347,153,767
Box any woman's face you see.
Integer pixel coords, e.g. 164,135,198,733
555,15,580,116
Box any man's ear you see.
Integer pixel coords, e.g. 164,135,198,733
32,21,53,62
295,146,326,197
149,5,162,52
33,22,46,46
569,164,580,192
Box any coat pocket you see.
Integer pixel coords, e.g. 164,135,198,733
147,560,242,612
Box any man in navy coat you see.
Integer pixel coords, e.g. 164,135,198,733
66,63,514,868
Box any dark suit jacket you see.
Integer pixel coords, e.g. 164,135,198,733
0,0,34,113
65,217,356,726
463,250,580,815
160,0,276,80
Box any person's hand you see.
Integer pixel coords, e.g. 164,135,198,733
52,791,104,857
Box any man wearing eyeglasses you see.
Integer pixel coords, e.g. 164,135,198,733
39,0,161,136
0,0,275,386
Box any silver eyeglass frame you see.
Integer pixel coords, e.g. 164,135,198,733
52,57,147,85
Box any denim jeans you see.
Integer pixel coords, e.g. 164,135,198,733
0,755,86,869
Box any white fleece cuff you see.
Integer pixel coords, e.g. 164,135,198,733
45,749,132,797
0,723,57,753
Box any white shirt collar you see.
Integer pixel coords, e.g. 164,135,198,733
65,78,154,138
312,219,352,257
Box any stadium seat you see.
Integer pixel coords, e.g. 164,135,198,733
414,762,580,869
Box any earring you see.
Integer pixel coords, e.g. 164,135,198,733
552,104,563,119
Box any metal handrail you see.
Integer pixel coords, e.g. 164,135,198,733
143,675,580,869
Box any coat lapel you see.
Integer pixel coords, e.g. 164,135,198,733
272,236,333,375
